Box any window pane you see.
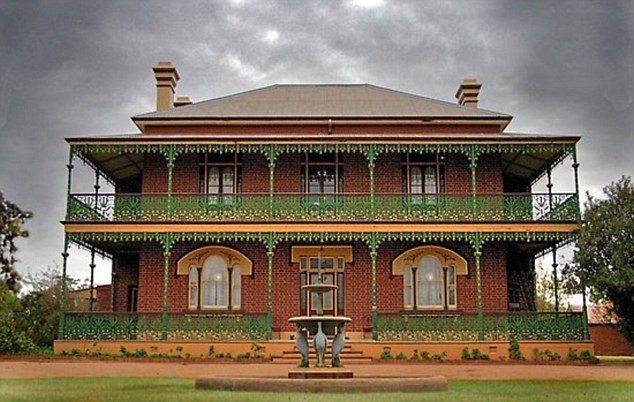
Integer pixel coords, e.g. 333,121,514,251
231,265,241,308
447,266,456,307
403,265,413,307
189,266,198,308
208,167,220,194
424,167,436,194
222,167,234,194
323,275,333,309
417,256,442,307
202,256,227,307
308,166,336,194
410,166,423,193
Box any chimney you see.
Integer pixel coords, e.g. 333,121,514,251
153,61,180,110
455,78,481,108
174,96,192,107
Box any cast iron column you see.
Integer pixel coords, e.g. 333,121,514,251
370,233,378,341
57,237,70,340
474,235,484,341
266,233,274,340
161,233,172,341
552,246,559,312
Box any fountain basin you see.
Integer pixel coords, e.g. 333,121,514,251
288,316,351,334
302,283,338,294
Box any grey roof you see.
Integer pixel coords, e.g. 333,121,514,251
67,131,579,143
133,84,511,120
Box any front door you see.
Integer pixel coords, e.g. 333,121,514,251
299,256,345,317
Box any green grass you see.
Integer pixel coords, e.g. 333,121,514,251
598,356,634,363
0,377,631,401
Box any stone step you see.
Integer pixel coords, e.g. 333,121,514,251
272,355,373,364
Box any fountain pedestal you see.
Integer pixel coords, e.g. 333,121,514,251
288,283,352,369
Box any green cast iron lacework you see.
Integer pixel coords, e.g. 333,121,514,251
65,231,578,251
70,142,576,167
66,193,580,223
62,313,267,341
376,312,585,341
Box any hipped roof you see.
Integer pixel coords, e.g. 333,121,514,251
133,84,511,120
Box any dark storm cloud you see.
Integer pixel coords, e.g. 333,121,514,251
0,0,631,282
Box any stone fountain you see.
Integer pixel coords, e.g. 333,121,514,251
288,252,351,369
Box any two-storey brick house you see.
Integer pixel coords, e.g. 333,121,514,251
57,62,591,358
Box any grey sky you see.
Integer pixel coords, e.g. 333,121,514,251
0,0,632,285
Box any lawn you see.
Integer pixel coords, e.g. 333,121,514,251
0,377,631,401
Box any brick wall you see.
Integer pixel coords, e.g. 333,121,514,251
274,153,300,193
242,153,269,193
589,325,633,356
142,150,503,196
95,285,112,312
135,240,512,332
141,153,167,193
375,153,402,193
343,153,370,192
172,153,199,193
113,255,139,312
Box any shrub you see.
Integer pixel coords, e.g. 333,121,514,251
380,350,393,360
395,352,407,360
461,347,490,360
508,338,523,360
431,352,447,361
207,345,215,357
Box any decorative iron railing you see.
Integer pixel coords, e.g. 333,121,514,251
66,192,579,223
61,312,268,341
377,312,586,341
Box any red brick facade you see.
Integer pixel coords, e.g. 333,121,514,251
124,134,516,336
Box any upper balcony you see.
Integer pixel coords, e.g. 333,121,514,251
66,192,579,223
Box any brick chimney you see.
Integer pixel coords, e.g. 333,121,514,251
153,61,180,111
455,79,482,108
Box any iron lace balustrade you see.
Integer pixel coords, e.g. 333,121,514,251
376,312,586,341
60,312,268,341
66,192,580,223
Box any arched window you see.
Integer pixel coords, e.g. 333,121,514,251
393,246,465,310
180,246,252,310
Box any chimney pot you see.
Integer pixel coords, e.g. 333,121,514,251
153,61,180,111
455,78,482,108
174,96,192,107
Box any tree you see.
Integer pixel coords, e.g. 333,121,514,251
568,176,634,342
0,192,33,292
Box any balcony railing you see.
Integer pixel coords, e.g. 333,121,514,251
60,312,268,341
377,312,586,341
66,192,579,223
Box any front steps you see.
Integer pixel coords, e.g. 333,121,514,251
272,344,373,364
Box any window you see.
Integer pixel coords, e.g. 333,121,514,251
199,153,242,195
401,153,445,194
188,255,241,310
393,246,466,311
403,256,457,310
300,152,344,194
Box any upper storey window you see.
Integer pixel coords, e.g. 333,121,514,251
401,153,445,194
300,152,344,194
199,153,242,194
